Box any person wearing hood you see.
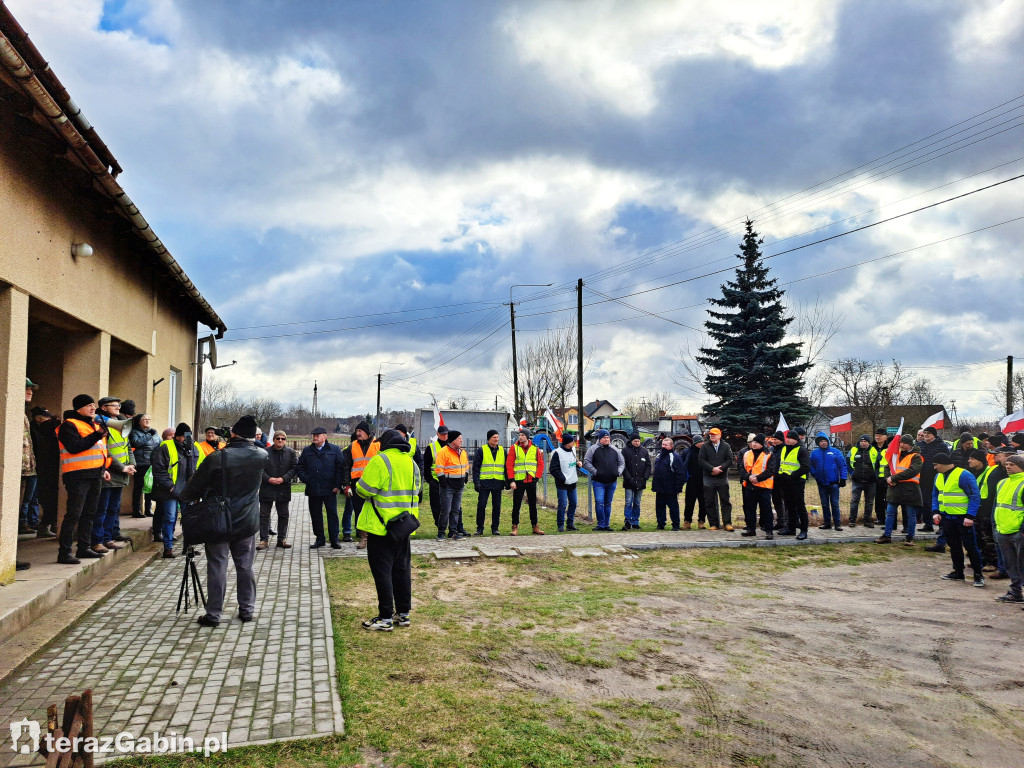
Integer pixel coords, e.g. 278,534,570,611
809,431,848,531
473,429,507,535
620,431,651,530
507,429,546,535
776,430,811,539
652,437,688,530
549,432,579,532
355,428,422,631
128,414,161,517
435,430,470,539
341,420,377,548
151,422,202,557
682,433,705,530
92,396,136,554
583,430,624,531
55,395,113,564
182,414,268,627
297,427,345,549
847,434,880,528
874,434,923,546
741,434,776,539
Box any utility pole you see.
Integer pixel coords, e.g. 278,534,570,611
1008,355,1015,414
510,301,519,419
375,362,404,437
577,278,584,460
312,380,318,419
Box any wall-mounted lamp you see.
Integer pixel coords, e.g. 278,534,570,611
152,377,165,389
71,243,93,259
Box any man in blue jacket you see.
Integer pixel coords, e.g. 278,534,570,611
809,432,848,531
931,453,984,587
296,427,345,549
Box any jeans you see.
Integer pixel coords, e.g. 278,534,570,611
743,486,773,533
592,481,616,528
308,494,340,544
259,499,290,541
439,484,464,536
367,533,412,620
849,480,875,525
885,503,919,540
940,515,982,574
557,486,577,529
19,475,39,529
342,494,355,536
703,484,732,527
655,492,680,528
159,498,179,548
623,488,643,526
476,487,502,532
93,487,123,546
816,482,842,527
994,530,1024,595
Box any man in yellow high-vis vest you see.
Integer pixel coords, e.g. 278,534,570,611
992,455,1024,603
930,453,984,587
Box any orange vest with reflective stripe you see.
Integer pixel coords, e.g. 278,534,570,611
350,440,378,479
434,445,469,478
895,452,920,484
198,441,224,458
744,450,774,489
58,418,109,474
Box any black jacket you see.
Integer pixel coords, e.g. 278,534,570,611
128,426,161,466
849,445,879,483
181,438,267,542
423,439,448,486
621,444,652,491
296,441,345,497
651,448,688,494
685,444,703,486
151,438,200,499
698,441,733,486
30,415,61,478
260,445,298,501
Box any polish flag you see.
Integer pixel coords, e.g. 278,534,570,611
519,414,528,428
776,412,789,434
886,417,905,474
430,395,445,431
921,410,945,430
1000,409,1024,434
829,412,852,433
544,408,564,443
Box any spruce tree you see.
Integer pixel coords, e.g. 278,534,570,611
696,220,811,431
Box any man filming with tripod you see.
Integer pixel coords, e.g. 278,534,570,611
181,415,267,628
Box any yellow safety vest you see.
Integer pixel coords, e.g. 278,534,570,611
978,465,997,501
935,468,968,515
994,474,1024,535
355,450,422,536
159,439,204,485
849,446,879,476
512,444,539,481
778,445,800,476
479,445,506,482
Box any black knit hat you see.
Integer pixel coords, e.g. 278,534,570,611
174,422,191,437
969,449,987,462
932,453,953,465
353,420,371,437
437,425,449,435
859,434,871,442
72,394,95,410
446,430,462,443
120,399,136,416
561,432,576,445
786,430,800,441
924,426,938,436
394,423,409,434
232,415,258,439
486,429,499,439
752,433,766,446
773,431,785,440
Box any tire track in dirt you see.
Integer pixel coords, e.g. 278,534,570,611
676,674,728,768
935,636,1018,734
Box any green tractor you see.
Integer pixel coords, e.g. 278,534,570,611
585,415,645,451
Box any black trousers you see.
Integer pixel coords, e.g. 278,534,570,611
60,475,101,556
428,482,440,527
259,499,290,541
683,477,705,523
476,488,502,531
131,465,153,515
36,471,60,528
940,515,982,575
367,533,412,619
743,485,773,532
703,484,732,527
655,492,680,528
780,476,808,532
308,494,340,544
975,505,999,567
873,478,888,524
771,483,786,526
512,483,538,526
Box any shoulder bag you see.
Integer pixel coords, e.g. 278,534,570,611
181,449,233,545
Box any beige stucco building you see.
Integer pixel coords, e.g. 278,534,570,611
0,6,225,584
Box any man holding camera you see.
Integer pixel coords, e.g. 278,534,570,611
182,415,267,627
151,423,201,558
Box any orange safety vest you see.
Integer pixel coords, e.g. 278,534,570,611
350,440,378,480
198,440,224,458
434,444,469,478
743,450,774,489
895,451,920,484
58,418,109,474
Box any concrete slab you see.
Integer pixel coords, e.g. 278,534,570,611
435,549,479,560
601,544,627,553
513,545,564,555
477,548,520,558
569,548,607,557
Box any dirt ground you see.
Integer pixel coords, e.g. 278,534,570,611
421,552,1024,768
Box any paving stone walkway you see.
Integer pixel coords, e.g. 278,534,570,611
1,496,343,766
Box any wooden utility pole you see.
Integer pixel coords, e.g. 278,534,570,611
577,278,584,459
510,302,519,418
1009,355,1015,414
375,372,382,437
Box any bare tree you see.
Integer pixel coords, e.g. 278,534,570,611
988,371,1024,415
446,395,477,410
501,318,594,417
904,377,944,407
199,377,244,428
622,392,678,422
245,396,284,428
787,294,844,396
821,358,909,431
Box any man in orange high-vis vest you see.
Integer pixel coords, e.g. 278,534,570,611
342,420,377,548
875,434,923,546
434,430,470,540
741,434,777,540
56,394,112,565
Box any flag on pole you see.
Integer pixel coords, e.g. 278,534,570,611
921,410,945,430
829,412,852,433
776,412,789,434
544,407,564,443
430,395,445,432
1000,409,1024,434
886,417,905,474
519,414,528,428
267,422,275,442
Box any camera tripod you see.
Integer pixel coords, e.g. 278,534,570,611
176,545,207,613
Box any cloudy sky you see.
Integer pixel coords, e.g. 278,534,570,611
11,0,1024,420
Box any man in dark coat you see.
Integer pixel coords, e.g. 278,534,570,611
651,436,688,530
776,430,811,539
682,434,705,529
259,430,298,549
296,427,345,549
874,434,923,546
620,431,651,530
128,414,161,518
182,415,267,627
698,428,734,530
916,426,947,532
30,406,61,538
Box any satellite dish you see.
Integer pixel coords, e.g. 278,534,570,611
205,335,218,368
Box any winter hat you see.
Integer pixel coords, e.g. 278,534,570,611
692,433,704,444
394,423,409,435
72,394,95,410
786,430,800,441
446,430,462,443
273,430,287,439
900,434,914,446
795,427,806,437
518,428,533,438
989,433,1008,446
486,429,499,439
120,399,136,416
232,415,258,439
174,422,192,437
969,449,987,462
1012,432,1024,448
931,453,953,465
859,434,871,443
773,431,785,441
436,425,449,435
311,427,327,435
752,433,766,446
923,426,938,436
595,429,610,439
561,432,576,445
874,427,887,436
353,420,372,437
30,406,47,417
960,431,974,441
629,431,642,442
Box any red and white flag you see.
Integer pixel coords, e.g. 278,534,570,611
886,417,905,474
921,410,945,430
430,395,445,432
776,412,789,434
1000,409,1024,434
544,408,564,443
829,412,852,433
519,414,528,428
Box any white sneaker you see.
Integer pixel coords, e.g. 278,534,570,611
361,617,393,632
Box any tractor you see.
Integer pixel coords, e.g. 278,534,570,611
585,415,644,451
652,415,704,455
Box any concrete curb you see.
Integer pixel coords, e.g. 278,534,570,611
626,533,939,551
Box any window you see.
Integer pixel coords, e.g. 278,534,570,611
568,414,578,425
168,367,181,426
